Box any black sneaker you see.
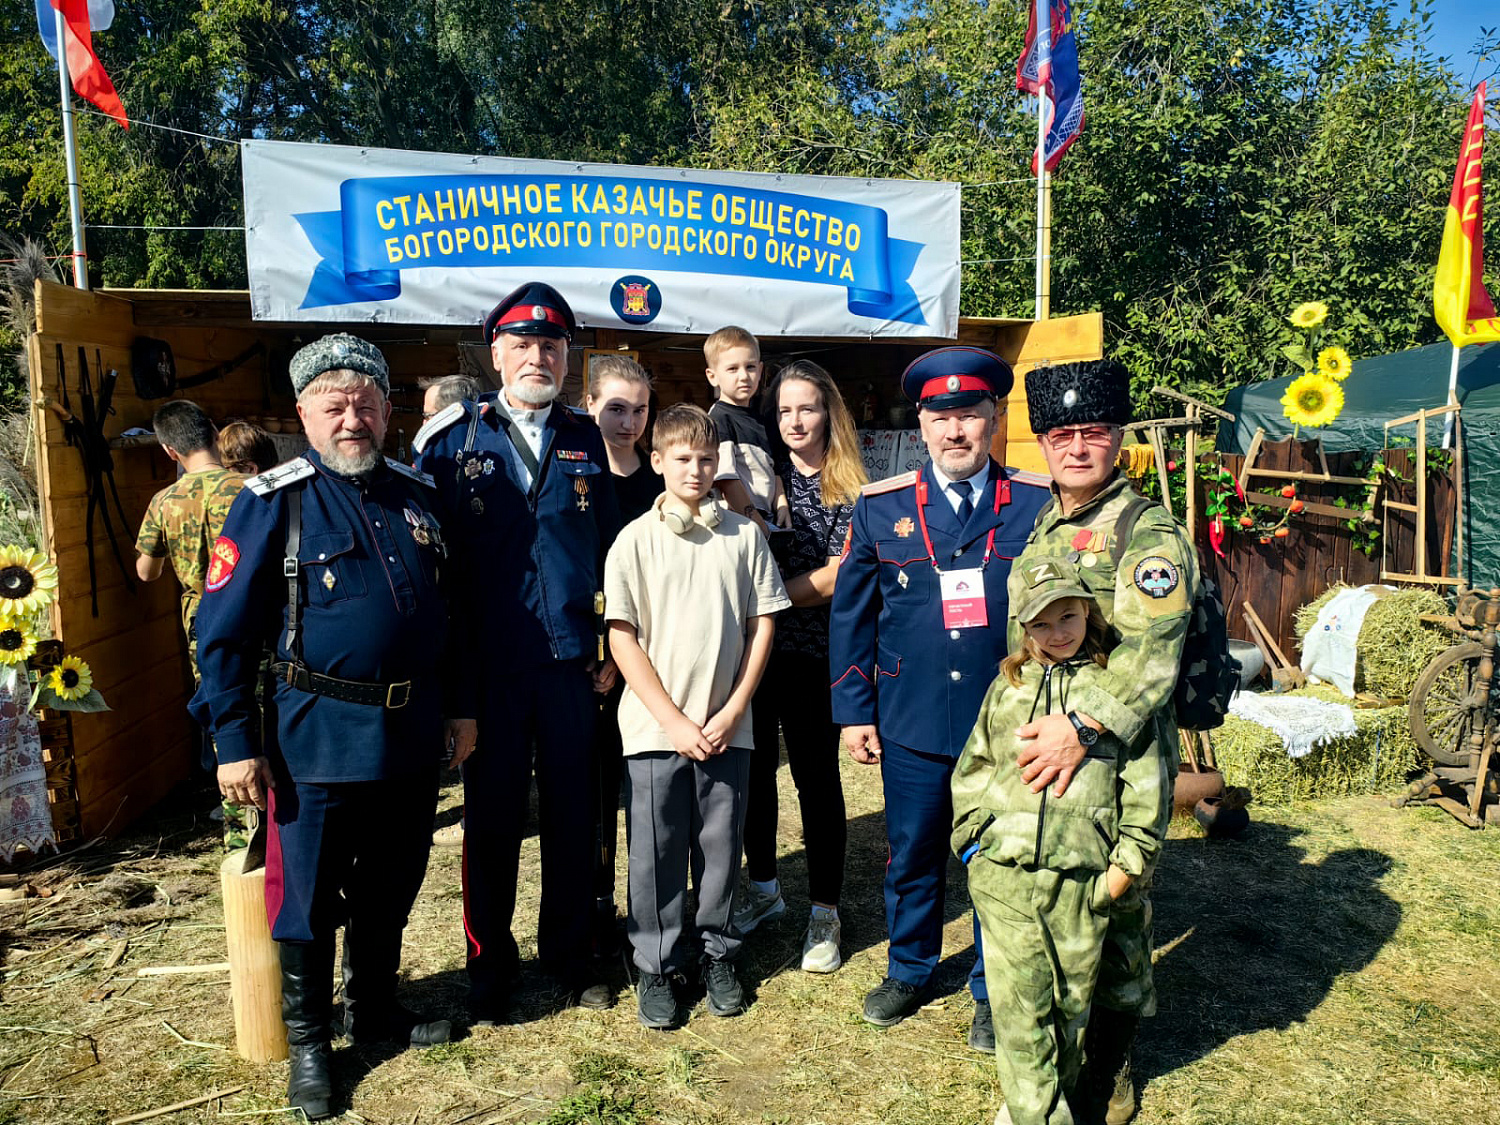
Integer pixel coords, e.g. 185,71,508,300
968,998,995,1053
702,958,745,1017
862,977,925,1027
636,972,678,1029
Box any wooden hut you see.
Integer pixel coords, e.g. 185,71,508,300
25,279,1102,839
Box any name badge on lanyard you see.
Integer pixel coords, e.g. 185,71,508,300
914,473,1010,633
939,569,988,629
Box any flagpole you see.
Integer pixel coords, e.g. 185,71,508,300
53,6,89,290
1034,0,1050,321
1443,343,1461,449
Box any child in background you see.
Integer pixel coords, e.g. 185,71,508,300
703,326,789,535
605,404,790,1029
951,560,1171,1125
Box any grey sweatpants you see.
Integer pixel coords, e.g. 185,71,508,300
624,748,750,975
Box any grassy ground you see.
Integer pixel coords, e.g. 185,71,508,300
2,754,1498,1125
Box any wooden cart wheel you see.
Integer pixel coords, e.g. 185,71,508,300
1408,642,1489,768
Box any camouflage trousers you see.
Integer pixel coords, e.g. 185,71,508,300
971,863,1111,1125
186,614,250,852
1094,863,1156,1017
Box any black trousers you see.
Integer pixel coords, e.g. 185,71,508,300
460,660,597,1011
593,680,626,902
746,649,847,906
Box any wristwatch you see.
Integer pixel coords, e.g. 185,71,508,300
1067,711,1099,749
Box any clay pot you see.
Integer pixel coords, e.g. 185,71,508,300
1173,766,1224,815
1194,796,1250,838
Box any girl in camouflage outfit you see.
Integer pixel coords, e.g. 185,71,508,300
952,560,1172,1125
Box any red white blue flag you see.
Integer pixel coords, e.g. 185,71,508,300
1016,0,1083,173
35,0,128,129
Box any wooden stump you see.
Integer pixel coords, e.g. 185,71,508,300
220,850,287,1062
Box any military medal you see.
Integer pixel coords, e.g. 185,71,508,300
1071,528,1093,551
464,458,481,479
897,570,909,589
575,476,590,511
323,571,336,591
894,517,915,538
1081,551,1098,568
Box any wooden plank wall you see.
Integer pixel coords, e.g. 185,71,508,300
28,284,464,837
1192,438,1457,661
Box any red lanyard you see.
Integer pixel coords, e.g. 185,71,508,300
915,470,1010,574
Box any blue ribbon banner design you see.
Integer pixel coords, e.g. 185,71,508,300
294,173,926,325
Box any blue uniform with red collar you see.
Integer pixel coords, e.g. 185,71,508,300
412,392,620,1010
190,449,449,944
828,459,1050,998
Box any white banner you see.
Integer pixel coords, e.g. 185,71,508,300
242,140,961,339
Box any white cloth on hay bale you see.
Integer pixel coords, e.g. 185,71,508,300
1227,692,1358,759
1299,584,1395,696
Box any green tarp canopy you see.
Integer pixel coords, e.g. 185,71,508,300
1216,340,1500,587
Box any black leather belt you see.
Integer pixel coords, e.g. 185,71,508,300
271,661,411,709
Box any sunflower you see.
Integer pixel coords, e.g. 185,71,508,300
0,614,37,664
1288,301,1329,328
1281,373,1344,428
0,546,59,616
1317,346,1352,381
48,655,93,701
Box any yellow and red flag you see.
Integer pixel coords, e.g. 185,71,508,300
1435,82,1498,346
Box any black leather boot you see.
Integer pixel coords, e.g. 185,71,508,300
341,925,451,1048
1080,1007,1140,1125
280,940,335,1121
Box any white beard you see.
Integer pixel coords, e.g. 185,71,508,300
508,378,561,406
320,442,383,475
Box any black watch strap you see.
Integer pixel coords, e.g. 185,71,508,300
1067,710,1099,747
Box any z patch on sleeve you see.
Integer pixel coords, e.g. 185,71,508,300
1132,555,1187,615
205,537,240,592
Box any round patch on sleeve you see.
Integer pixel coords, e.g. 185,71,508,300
1132,556,1180,599
205,537,241,592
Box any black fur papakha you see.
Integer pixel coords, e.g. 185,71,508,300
1025,359,1133,434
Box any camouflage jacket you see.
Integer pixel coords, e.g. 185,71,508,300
951,656,1171,880
136,467,246,626
1008,472,1197,752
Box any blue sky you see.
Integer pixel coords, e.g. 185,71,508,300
1423,0,1495,87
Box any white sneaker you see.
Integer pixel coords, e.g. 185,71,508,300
432,822,465,847
733,884,786,934
800,910,842,973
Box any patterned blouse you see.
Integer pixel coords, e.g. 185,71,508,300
774,462,855,658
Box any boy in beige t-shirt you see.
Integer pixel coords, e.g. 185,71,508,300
605,404,790,1030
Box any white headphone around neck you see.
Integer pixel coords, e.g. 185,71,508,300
660,495,725,535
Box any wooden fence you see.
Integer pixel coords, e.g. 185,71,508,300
1187,437,1457,661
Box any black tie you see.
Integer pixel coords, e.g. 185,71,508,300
952,479,974,524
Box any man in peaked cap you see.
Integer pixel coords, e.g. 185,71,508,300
412,281,622,1020
192,333,459,1119
1009,358,1197,1124
828,346,1051,1051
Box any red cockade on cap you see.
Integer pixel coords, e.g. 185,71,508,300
497,303,568,331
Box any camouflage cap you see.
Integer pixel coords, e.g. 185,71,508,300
1012,556,1094,625
289,333,390,398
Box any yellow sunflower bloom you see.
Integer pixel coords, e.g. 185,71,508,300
1281,373,1344,428
0,546,59,616
0,614,37,665
1289,301,1329,328
1317,346,1352,381
48,655,93,701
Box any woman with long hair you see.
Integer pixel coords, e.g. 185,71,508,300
737,359,867,973
584,355,663,950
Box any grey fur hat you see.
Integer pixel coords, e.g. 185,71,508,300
289,333,390,398
1025,359,1132,434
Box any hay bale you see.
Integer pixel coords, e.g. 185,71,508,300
1210,685,1419,806
1293,584,1346,640
1356,589,1449,700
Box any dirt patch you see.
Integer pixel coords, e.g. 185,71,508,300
2,762,1498,1125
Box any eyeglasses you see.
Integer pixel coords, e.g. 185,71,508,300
421,411,437,420
1041,425,1118,450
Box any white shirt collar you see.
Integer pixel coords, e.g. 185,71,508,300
929,458,991,506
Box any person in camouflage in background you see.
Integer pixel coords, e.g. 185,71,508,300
953,561,1172,1125
135,399,248,847
1004,360,1197,1125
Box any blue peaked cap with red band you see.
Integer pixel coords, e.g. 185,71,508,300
482,281,577,343
901,346,1014,410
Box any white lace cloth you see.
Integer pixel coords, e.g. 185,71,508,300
0,673,54,861
1227,691,1357,759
